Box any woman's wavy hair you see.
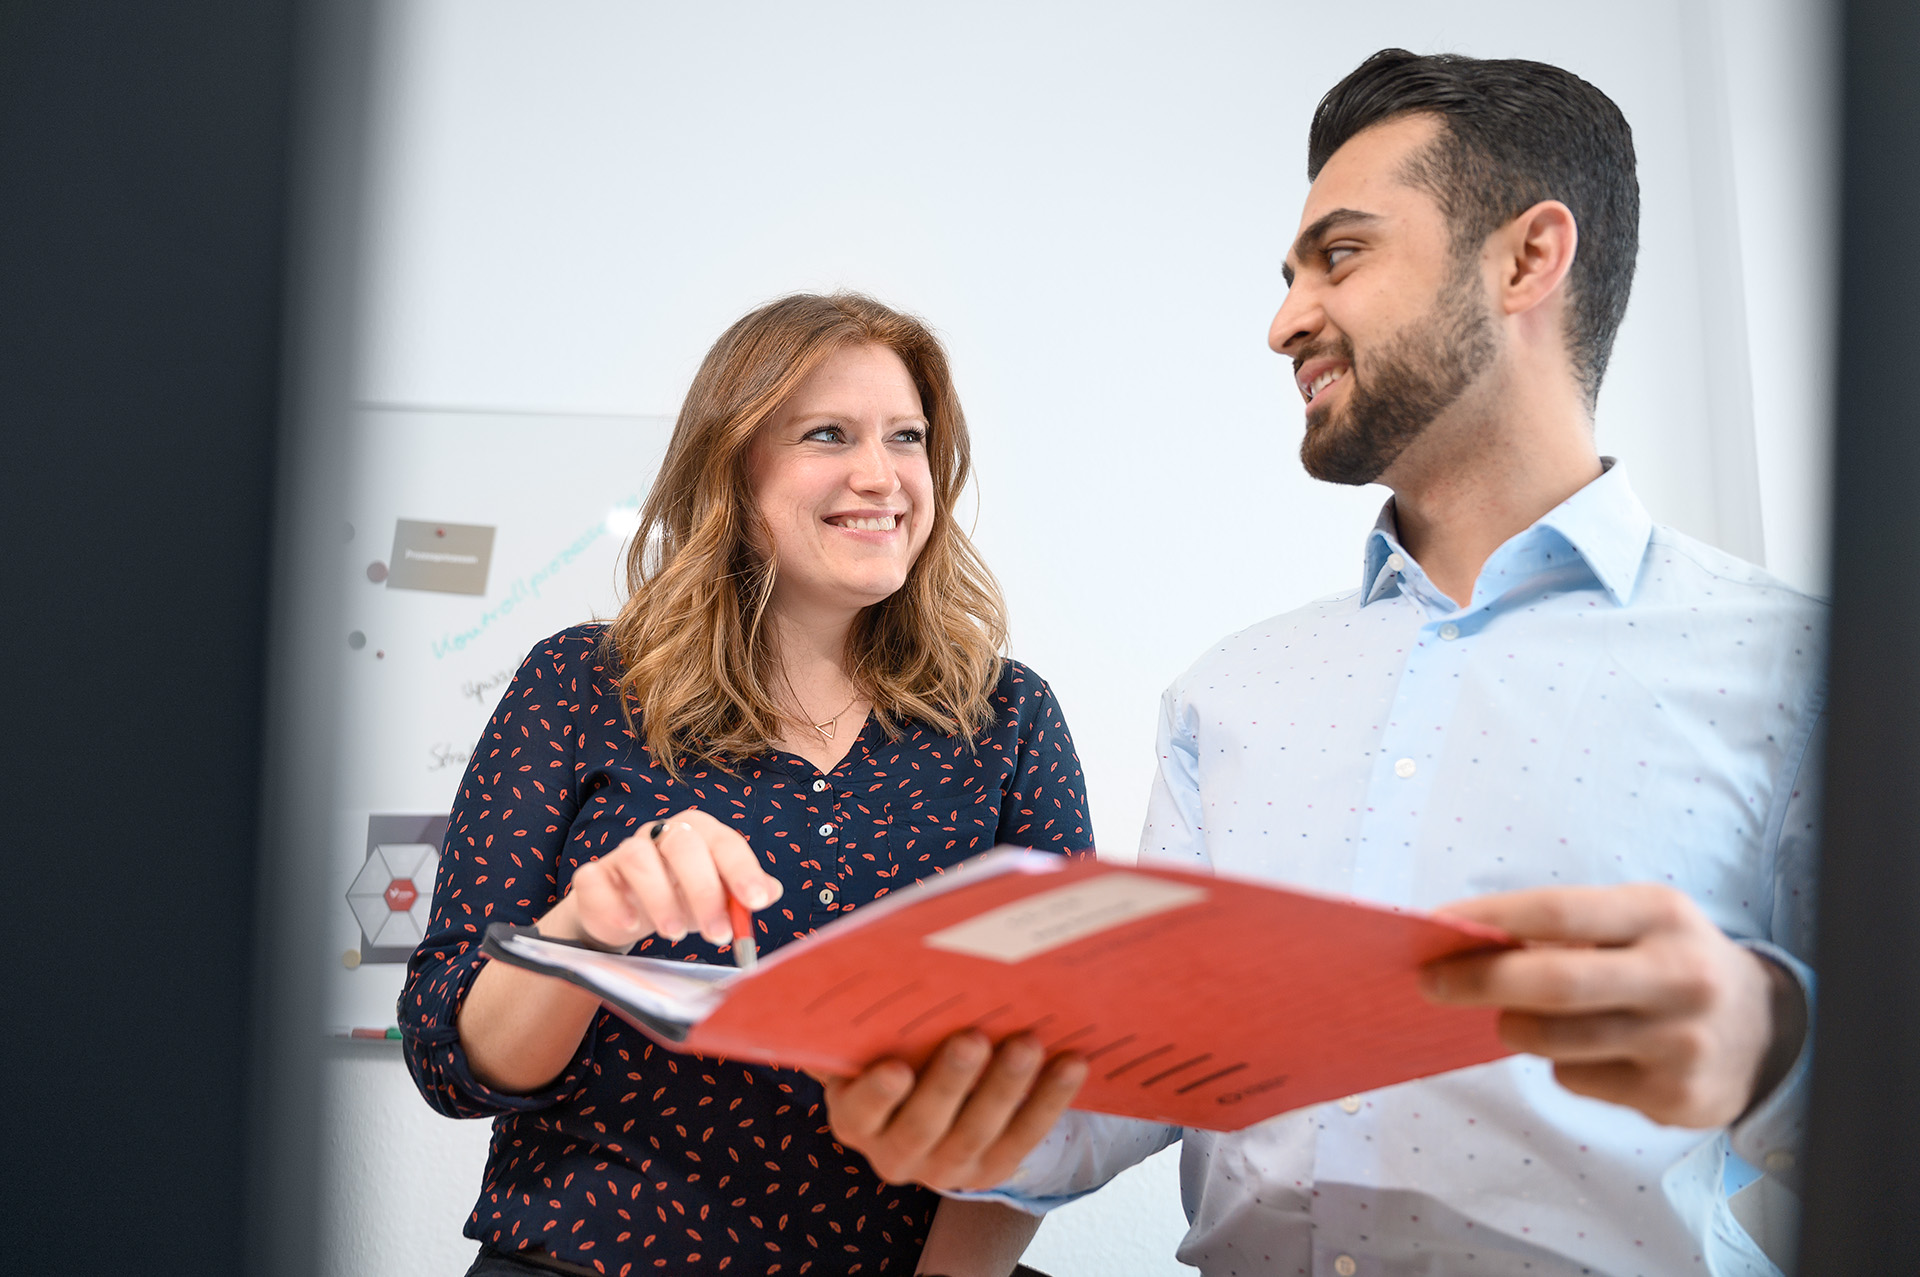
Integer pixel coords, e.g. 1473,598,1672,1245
603,292,1007,775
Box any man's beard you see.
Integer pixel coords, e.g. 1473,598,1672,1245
1299,260,1498,486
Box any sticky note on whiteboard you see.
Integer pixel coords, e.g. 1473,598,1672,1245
923,873,1207,963
386,518,495,595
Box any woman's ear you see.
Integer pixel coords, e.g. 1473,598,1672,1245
1496,199,1578,318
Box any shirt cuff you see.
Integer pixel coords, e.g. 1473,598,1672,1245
941,1111,1181,1214
1728,938,1814,1191
400,950,602,1117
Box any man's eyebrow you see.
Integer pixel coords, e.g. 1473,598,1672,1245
1282,208,1384,286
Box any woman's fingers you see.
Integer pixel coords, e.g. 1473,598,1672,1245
607,835,692,940
709,829,782,910
569,838,686,945
667,808,783,912
651,819,732,942
585,809,780,947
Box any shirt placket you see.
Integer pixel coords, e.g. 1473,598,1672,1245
1319,560,1498,1258
804,772,847,916
1348,597,1475,907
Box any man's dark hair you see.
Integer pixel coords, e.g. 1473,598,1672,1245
1308,49,1640,407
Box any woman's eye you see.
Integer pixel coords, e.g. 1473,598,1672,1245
891,427,928,446
802,425,844,443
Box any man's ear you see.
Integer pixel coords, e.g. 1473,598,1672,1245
1495,199,1578,318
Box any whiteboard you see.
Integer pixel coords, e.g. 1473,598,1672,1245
325,406,673,1031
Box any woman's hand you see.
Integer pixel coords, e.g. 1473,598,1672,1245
542,808,784,951
459,810,780,1094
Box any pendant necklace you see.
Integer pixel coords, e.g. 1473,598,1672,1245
807,694,860,741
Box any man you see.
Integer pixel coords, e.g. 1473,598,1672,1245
823,49,1822,1276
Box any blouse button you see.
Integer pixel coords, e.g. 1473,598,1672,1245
818,887,836,905
817,822,835,837
1393,758,1417,779
812,778,829,793
1334,1256,1357,1277
1337,1095,1362,1114
1439,622,1461,640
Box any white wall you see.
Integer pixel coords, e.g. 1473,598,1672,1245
306,3,1836,1273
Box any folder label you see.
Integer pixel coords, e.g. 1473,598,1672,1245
923,872,1207,963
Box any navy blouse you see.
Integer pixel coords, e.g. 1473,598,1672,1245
401,624,1092,1275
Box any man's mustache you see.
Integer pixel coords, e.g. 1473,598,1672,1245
1292,337,1355,377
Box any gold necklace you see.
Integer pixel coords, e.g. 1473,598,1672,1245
807,694,860,741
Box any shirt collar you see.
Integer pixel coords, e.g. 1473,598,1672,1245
1360,459,1654,609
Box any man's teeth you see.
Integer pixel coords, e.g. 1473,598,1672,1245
832,514,896,531
1306,367,1347,402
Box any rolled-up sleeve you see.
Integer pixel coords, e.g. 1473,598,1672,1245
398,636,601,1117
950,1111,1181,1214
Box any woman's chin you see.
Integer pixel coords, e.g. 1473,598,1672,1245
771,576,911,621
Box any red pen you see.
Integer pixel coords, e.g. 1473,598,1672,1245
728,894,757,970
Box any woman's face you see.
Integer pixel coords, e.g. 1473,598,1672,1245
747,342,936,626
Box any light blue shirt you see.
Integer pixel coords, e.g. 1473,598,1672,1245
995,463,1824,1277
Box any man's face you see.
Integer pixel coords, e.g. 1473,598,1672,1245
1271,114,1498,486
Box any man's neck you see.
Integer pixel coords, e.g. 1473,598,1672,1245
1383,392,1602,609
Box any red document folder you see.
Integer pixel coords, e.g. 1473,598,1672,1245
482,850,1516,1132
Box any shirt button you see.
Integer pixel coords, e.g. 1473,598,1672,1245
1439,622,1461,640
1764,1149,1795,1174
1335,1256,1357,1277
1338,1095,1361,1114
811,778,829,793
817,823,834,837
1393,758,1417,779
818,887,836,905
1385,553,1405,573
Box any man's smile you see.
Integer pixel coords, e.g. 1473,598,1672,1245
1295,356,1351,405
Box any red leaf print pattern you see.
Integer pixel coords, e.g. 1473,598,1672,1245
400,625,1091,1275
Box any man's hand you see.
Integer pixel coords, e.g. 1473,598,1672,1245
816,1031,1089,1190
1423,884,1806,1129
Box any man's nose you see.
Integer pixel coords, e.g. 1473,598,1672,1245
1269,284,1321,358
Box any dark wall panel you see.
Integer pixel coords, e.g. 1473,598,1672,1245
0,2,297,1271
1799,0,1920,1270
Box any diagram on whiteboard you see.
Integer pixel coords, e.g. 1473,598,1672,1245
327,406,675,1031
346,814,447,963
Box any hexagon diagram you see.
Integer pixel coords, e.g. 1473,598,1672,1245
347,813,448,963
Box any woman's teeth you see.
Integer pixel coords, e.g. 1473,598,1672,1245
1306,367,1347,402
830,514,897,531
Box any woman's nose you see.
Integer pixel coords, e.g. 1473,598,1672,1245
848,436,900,494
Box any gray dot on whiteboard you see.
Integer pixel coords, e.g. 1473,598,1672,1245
347,631,367,650
366,560,389,583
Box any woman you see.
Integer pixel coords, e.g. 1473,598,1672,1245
401,292,1091,1277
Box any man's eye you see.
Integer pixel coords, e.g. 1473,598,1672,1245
1327,246,1357,269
